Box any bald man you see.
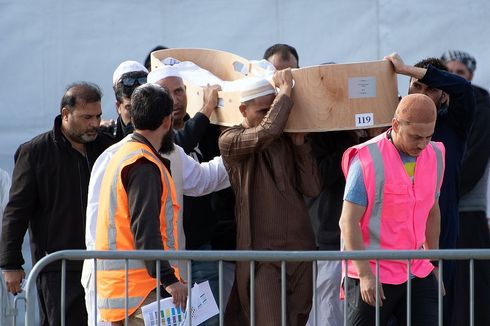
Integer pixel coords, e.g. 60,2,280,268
339,94,445,326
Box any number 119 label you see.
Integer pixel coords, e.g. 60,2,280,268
355,113,374,127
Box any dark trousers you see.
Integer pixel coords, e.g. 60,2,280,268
36,271,87,326
345,274,438,326
451,211,490,326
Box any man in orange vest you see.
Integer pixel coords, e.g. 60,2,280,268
339,94,445,325
95,83,187,325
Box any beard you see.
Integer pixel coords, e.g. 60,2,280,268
66,128,98,144
159,129,175,154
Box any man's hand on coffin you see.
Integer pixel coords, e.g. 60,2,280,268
273,68,293,97
200,84,222,118
384,52,427,80
384,52,408,74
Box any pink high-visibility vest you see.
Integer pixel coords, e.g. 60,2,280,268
341,131,445,284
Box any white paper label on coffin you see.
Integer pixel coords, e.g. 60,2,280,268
355,113,375,127
348,77,376,98
150,48,399,132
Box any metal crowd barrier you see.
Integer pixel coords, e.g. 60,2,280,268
1,249,489,326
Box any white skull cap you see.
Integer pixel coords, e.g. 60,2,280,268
239,77,276,103
147,66,182,84
112,60,148,86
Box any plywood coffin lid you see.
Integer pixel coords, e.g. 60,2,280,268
150,48,398,131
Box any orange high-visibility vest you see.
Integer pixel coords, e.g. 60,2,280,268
341,132,445,284
95,140,180,322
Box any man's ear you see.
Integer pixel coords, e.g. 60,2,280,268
115,101,122,115
392,118,399,133
441,91,449,105
61,107,70,121
162,114,172,131
239,104,247,118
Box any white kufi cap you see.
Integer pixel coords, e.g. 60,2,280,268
147,66,183,84
239,77,276,103
112,60,148,85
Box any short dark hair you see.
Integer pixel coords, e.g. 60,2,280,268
131,84,173,131
414,58,448,71
60,82,102,113
114,70,148,103
263,43,299,64
144,45,168,71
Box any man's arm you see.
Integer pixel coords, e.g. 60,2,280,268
339,200,385,306
123,159,187,308
0,144,37,294
385,52,475,137
219,69,293,163
425,200,441,250
179,145,230,197
174,85,220,154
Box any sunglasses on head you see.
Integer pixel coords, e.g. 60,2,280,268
121,76,147,87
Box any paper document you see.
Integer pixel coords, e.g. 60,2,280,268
142,281,219,326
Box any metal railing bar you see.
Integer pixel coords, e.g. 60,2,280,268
470,259,474,326
219,260,224,326
438,260,443,326
250,260,255,326
187,260,192,326
22,249,490,264
407,260,411,326
61,259,66,326
312,260,317,326
375,259,380,326
13,295,26,326
281,261,286,326
20,249,490,326
156,260,161,326
344,259,348,326
93,258,97,326
125,258,128,326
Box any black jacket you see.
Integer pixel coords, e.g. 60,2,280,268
307,131,360,250
419,65,475,250
0,116,113,271
460,85,490,196
99,116,134,142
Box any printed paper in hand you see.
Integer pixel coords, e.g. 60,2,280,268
142,281,219,326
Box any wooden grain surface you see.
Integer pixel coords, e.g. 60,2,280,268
151,48,398,132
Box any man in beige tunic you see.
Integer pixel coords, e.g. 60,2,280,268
219,69,321,325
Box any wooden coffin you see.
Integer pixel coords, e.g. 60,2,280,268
151,48,398,132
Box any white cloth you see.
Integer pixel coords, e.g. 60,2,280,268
154,57,276,95
306,260,344,326
81,135,230,325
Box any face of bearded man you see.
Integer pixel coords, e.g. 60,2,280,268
62,100,101,144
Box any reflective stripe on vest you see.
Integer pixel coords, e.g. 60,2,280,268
366,143,384,249
98,296,144,311
97,259,146,271
430,142,444,196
